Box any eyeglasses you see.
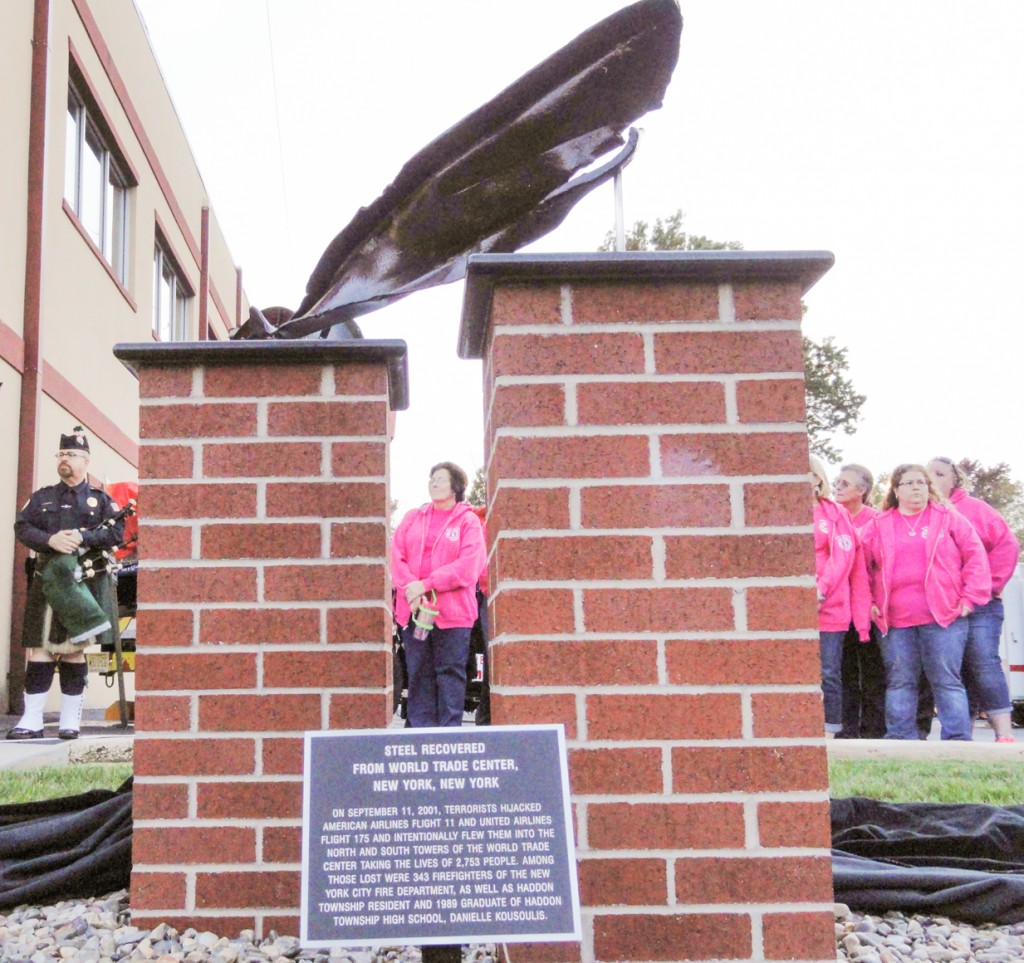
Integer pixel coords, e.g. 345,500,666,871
833,480,860,490
55,451,86,459
897,480,928,488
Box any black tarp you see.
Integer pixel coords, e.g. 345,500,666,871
0,778,131,909
3,786,1024,922
832,796,1024,924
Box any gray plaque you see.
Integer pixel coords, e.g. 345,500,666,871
301,724,580,949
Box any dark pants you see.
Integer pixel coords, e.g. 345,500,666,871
838,623,886,738
402,624,471,727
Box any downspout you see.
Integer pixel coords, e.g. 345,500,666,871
9,0,51,711
199,205,210,338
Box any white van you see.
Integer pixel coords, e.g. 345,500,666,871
999,563,1024,725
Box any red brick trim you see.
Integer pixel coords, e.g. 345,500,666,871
67,39,140,187
70,0,232,329
42,360,139,466
0,319,25,372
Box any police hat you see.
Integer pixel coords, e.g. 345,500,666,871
59,426,90,454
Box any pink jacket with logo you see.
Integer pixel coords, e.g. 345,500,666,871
814,498,871,639
859,501,992,636
391,501,486,629
949,488,1020,596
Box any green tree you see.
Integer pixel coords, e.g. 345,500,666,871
466,466,486,508
599,209,743,252
958,459,1024,540
802,337,867,463
601,210,865,460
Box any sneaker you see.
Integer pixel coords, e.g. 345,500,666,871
996,736,1016,743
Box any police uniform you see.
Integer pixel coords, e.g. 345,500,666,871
7,428,125,741
16,478,123,649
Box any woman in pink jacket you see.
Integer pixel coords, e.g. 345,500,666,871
928,457,1019,742
811,457,871,737
391,462,486,727
831,463,885,738
860,464,991,740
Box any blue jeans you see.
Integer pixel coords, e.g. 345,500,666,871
880,619,972,740
402,624,471,728
819,631,845,732
963,598,1012,716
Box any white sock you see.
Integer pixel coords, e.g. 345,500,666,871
16,691,47,731
59,692,85,733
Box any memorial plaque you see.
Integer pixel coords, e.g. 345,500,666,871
301,725,580,949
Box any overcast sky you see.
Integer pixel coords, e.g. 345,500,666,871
132,0,1024,516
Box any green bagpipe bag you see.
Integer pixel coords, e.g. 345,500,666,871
22,552,118,653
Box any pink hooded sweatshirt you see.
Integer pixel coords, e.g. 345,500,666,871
814,498,871,639
391,501,486,629
859,501,992,636
948,488,1020,596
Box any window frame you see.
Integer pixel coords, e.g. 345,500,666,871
153,230,194,342
63,56,136,286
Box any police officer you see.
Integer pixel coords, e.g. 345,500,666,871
7,427,124,740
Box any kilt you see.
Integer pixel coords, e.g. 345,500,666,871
22,553,120,650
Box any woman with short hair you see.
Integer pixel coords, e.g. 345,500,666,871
927,457,1019,743
860,464,991,740
811,457,871,738
391,462,486,728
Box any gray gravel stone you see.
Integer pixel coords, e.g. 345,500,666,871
837,906,1024,962
6,888,1024,962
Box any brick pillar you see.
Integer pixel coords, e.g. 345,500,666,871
459,252,837,963
113,340,407,936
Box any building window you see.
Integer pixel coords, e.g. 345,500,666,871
153,236,192,341
64,68,132,283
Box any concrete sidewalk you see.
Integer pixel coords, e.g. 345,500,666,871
0,713,1018,770
0,711,132,771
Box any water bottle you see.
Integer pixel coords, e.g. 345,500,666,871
412,590,439,641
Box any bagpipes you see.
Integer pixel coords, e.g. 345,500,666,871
71,499,137,584
39,499,137,655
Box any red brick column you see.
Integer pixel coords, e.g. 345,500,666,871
114,340,407,936
459,253,837,963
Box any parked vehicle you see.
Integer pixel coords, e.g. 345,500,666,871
1000,564,1024,726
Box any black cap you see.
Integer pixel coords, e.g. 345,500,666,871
59,426,90,454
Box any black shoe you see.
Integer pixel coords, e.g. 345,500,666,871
58,729,79,741
6,727,44,740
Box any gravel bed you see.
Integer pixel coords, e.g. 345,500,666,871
0,891,496,963
6,890,1024,962
836,903,1024,962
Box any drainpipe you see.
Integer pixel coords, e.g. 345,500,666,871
9,0,51,711
199,205,209,338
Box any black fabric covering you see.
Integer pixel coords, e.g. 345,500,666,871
0,778,132,909
832,796,1024,924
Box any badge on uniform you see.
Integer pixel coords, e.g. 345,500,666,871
87,497,98,507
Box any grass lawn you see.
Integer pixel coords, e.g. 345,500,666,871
829,758,1024,806
0,764,132,806
0,759,1022,807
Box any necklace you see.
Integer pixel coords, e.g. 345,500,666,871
900,507,927,536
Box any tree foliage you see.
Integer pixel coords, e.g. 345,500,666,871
802,336,867,462
466,466,487,508
601,210,865,460
599,209,743,253
958,459,1024,539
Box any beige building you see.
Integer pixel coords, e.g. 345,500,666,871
1,0,247,712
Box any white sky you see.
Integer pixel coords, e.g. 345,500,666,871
132,0,1024,516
